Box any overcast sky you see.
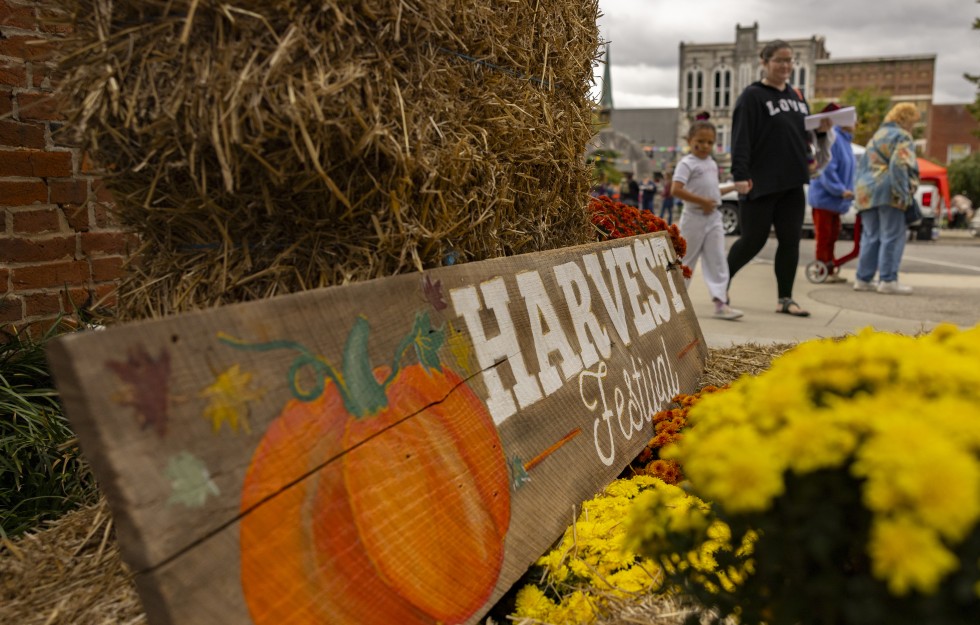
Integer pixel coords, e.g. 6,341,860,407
594,0,979,108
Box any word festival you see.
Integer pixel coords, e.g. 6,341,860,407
450,235,686,464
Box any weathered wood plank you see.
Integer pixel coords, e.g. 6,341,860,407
47,232,706,625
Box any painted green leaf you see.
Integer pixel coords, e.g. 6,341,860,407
165,451,220,508
411,312,445,371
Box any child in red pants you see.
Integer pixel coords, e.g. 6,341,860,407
808,104,856,283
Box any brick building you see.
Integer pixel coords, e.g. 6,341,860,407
1,0,132,334
926,103,980,164
813,54,936,136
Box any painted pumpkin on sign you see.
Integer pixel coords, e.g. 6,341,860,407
231,314,510,624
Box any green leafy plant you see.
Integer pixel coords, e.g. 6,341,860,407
948,151,980,204
963,12,980,139
0,321,98,538
839,87,893,146
587,149,623,188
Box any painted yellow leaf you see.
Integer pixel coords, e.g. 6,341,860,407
446,320,474,376
200,364,264,434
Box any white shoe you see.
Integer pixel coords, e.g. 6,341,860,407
713,304,744,320
876,280,912,295
853,279,877,292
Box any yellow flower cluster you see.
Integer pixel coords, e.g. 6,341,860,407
514,475,716,624
624,478,755,595
666,324,980,596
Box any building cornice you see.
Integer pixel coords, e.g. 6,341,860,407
817,54,936,65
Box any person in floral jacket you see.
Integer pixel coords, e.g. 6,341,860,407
852,102,920,295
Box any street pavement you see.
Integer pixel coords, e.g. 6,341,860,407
685,230,980,348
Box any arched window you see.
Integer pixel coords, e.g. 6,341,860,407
712,68,732,108
685,69,704,110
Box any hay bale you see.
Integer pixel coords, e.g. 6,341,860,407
52,0,602,320
0,499,145,625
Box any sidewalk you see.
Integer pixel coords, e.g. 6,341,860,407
686,239,980,348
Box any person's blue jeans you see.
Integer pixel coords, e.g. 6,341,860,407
659,197,674,223
856,205,907,283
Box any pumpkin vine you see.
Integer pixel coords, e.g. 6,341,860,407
218,312,446,418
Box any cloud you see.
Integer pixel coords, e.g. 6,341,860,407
597,0,978,106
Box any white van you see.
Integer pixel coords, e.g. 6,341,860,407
717,143,942,240
800,181,940,241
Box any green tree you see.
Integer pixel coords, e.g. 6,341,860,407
948,151,980,204
839,87,892,145
587,149,622,187
965,10,980,137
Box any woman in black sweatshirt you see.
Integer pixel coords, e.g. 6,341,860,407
728,39,832,317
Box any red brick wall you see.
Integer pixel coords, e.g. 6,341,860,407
926,104,980,164
1,0,134,334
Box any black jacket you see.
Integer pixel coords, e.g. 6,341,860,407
731,81,812,199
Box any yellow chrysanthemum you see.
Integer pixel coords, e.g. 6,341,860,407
869,516,959,596
929,397,980,451
776,408,858,473
513,585,558,621
550,590,598,624
516,325,980,625
605,564,660,595
855,412,980,541
604,479,641,499
681,425,785,513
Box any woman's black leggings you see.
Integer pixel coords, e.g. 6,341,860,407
726,186,806,300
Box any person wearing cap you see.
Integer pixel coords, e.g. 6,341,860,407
808,102,856,283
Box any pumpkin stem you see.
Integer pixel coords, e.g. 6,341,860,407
340,317,389,417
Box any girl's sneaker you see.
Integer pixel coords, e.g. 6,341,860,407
713,303,744,320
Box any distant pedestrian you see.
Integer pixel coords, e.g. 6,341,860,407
853,102,921,295
950,192,974,228
809,102,856,283
727,39,834,318
639,175,657,212
659,172,675,223
621,172,640,207
672,115,742,320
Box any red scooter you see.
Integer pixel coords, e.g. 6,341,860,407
805,214,862,283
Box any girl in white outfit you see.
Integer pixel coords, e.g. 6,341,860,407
672,116,742,320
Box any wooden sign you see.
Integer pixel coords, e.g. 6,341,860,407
47,232,707,625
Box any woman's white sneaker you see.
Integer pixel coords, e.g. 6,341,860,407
876,280,912,295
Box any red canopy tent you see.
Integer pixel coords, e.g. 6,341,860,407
917,158,951,219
